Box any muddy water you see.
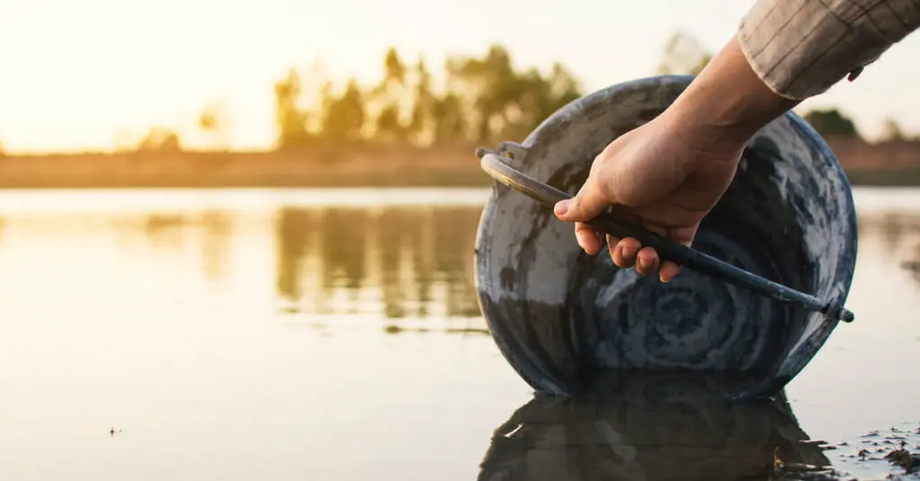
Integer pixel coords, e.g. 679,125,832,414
0,187,916,480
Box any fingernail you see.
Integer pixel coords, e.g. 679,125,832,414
622,246,636,259
639,258,652,269
554,200,570,217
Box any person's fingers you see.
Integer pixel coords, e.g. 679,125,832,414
613,237,641,268
575,222,604,255
659,261,681,282
553,176,612,223
658,224,699,282
606,234,620,260
635,246,660,276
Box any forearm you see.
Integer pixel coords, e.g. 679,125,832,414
662,0,920,149
663,35,799,148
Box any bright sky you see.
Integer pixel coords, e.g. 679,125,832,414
2,0,920,153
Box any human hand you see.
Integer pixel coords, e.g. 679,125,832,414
551,34,800,282
552,112,745,282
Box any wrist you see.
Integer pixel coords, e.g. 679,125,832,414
661,35,800,151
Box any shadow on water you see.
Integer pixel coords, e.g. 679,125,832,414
478,371,839,481
274,206,482,320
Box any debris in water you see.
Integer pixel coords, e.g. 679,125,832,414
884,447,919,474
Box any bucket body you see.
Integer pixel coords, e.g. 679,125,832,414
474,75,858,399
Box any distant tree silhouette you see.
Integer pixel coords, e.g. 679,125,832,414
444,44,582,142
802,109,861,139
515,62,581,136
431,93,467,144
270,42,584,146
274,69,312,147
407,57,435,144
103,30,889,156
267,34,808,148
198,101,231,151
880,117,907,142
370,47,410,141
319,79,366,142
136,127,182,152
446,45,518,142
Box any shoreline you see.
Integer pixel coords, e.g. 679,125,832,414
0,140,918,188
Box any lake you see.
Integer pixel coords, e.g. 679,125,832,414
0,187,917,480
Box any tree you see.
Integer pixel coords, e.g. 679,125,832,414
406,56,436,144
446,44,520,142
371,47,410,141
431,93,467,143
880,117,906,142
444,45,583,142
198,101,232,151
136,127,182,152
802,108,861,139
657,31,713,76
274,69,311,147
319,79,366,142
271,42,586,146
513,62,581,138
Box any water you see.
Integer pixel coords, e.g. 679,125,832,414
0,187,917,480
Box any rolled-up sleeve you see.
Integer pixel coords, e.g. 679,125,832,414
738,0,920,100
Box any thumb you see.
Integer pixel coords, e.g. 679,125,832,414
553,177,611,222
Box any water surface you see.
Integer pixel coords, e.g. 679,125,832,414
0,187,917,480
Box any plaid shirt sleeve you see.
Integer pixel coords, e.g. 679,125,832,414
738,0,920,100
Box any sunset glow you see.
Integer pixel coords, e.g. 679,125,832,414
2,0,920,153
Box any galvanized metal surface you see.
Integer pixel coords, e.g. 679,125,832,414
473,75,858,399
477,151,855,323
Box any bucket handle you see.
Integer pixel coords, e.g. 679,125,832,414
477,150,855,324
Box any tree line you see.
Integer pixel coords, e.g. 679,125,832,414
268,32,712,149
0,31,912,155
183,32,916,151
272,44,582,148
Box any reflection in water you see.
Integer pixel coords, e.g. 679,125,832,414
0,189,918,481
478,372,833,481
275,206,481,319
880,212,904,260
143,214,186,252
199,211,233,283
141,211,234,285
381,324,490,336
903,242,920,286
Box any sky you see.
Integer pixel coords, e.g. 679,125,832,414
1,0,920,153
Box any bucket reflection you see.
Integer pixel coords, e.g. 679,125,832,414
478,371,832,481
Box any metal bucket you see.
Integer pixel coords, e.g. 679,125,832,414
473,75,858,400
